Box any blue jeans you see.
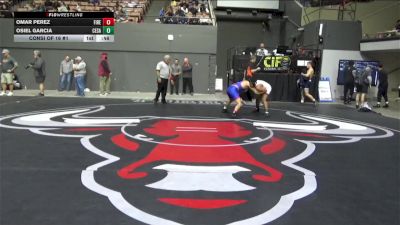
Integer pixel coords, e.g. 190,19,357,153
59,72,72,91
75,75,86,96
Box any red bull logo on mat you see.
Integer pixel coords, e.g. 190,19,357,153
0,105,393,224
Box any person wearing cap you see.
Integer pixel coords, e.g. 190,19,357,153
98,52,112,96
154,55,171,104
73,56,86,97
27,50,46,96
0,49,18,96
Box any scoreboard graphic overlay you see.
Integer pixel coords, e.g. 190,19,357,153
14,12,114,42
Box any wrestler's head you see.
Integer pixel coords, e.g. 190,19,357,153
256,84,267,94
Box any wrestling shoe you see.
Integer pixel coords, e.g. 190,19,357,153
231,112,237,117
252,107,260,113
222,106,228,113
265,111,270,117
383,104,389,108
0,91,5,96
6,92,13,96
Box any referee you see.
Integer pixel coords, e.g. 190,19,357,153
244,55,261,101
154,55,171,104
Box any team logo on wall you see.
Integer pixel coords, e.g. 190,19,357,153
0,105,393,224
262,55,291,71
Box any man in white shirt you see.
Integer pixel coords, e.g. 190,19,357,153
253,80,272,116
255,43,269,56
154,55,171,104
73,56,86,97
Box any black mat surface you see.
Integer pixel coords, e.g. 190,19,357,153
1,96,399,225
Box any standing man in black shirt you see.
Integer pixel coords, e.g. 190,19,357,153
27,50,46,96
244,55,261,102
245,55,261,81
374,64,389,108
170,59,182,95
343,61,356,104
182,57,194,95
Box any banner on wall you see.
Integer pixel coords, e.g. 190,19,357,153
258,55,291,72
337,60,379,86
318,77,333,102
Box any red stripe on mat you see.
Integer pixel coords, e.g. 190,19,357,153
158,198,247,209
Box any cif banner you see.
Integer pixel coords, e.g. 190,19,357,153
258,56,291,72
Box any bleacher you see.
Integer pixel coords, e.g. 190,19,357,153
14,0,152,23
0,0,12,18
159,0,213,25
6,0,214,25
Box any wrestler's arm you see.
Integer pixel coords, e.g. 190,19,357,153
302,68,313,77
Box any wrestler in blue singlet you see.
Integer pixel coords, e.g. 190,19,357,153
227,81,246,100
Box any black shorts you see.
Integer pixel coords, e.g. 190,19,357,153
35,76,45,83
355,84,368,94
303,80,312,89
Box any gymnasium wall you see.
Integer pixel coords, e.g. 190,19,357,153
320,49,367,100
215,19,282,82
362,51,400,97
321,49,400,101
215,0,303,84
302,0,400,35
301,20,362,50
0,19,217,93
304,20,369,101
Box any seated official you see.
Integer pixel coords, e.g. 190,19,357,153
256,43,269,56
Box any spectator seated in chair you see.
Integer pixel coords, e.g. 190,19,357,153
256,43,269,56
